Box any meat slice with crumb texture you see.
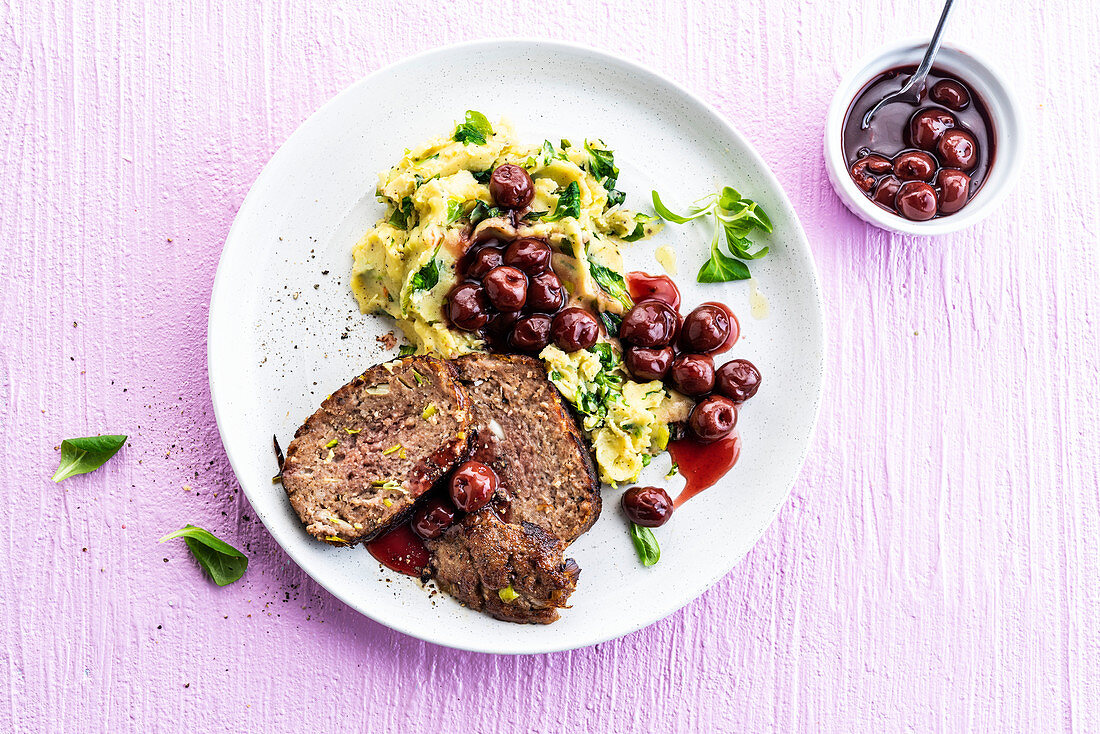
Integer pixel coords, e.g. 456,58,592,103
428,509,580,624
451,353,600,545
281,356,470,544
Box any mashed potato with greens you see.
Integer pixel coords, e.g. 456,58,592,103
350,111,681,483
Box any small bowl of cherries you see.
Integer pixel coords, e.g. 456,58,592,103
825,40,1023,235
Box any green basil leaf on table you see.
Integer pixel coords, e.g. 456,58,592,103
159,525,248,586
630,523,661,566
51,434,127,482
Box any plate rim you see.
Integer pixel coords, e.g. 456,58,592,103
208,38,827,654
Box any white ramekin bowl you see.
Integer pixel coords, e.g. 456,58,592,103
824,40,1024,236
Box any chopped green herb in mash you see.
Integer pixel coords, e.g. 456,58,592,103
453,111,494,145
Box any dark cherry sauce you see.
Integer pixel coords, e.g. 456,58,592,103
698,301,739,354
366,523,430,577
842,65,996,219
626,271,681,311
668,433,741,508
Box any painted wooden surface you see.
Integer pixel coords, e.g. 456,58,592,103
1,0,1097,731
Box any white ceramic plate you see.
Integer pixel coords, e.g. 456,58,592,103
209,40,825,654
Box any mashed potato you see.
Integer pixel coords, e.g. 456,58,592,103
350,114,660,358
350,111,676,483
541,344,692,484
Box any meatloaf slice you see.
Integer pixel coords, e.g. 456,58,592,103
281,356,470,544
429,509,580,624
451,354,600,545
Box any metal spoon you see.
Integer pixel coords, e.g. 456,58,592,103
861,0,957,129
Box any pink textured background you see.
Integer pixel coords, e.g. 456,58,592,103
2,0,1097,731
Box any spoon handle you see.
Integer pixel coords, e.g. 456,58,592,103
910,0,957,90
860,0,957,129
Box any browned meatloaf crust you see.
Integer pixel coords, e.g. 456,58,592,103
281,356,470,544
450,353,600,545
428,510,580,624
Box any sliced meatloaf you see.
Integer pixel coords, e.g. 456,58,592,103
282,356,470,544
451,353,600,545
429,509,580,624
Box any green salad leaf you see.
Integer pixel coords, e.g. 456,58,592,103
589,261,633,311
542,181,581,222
51,435,127,482
630,523,661,566
698,247,751,283
651,187,772,282
453,110,493,145
159,525,248,586
472,168,494,184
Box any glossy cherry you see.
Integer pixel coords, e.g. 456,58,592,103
621,486,674,528
488,164,535,209
483,266,527,312
681,305,732,353
504,238,552,275
715,359,762,403
619,300,679,348
509,314,553,353
624,346,674,381
669,354,715,396
551,308,599,352
446,282,490,331
895,181,938,221
411,496,457,540
688,395,738,443
448,461,498,513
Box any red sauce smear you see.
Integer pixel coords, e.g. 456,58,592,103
366,523,429,577
626,271,681,311
668,433,741,508
700,301,740,354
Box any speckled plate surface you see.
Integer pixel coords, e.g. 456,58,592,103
208,40,825,654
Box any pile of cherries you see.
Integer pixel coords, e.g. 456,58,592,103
410,459,498,540
446,164,602,354
849,79,981,221
617,296,761,444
